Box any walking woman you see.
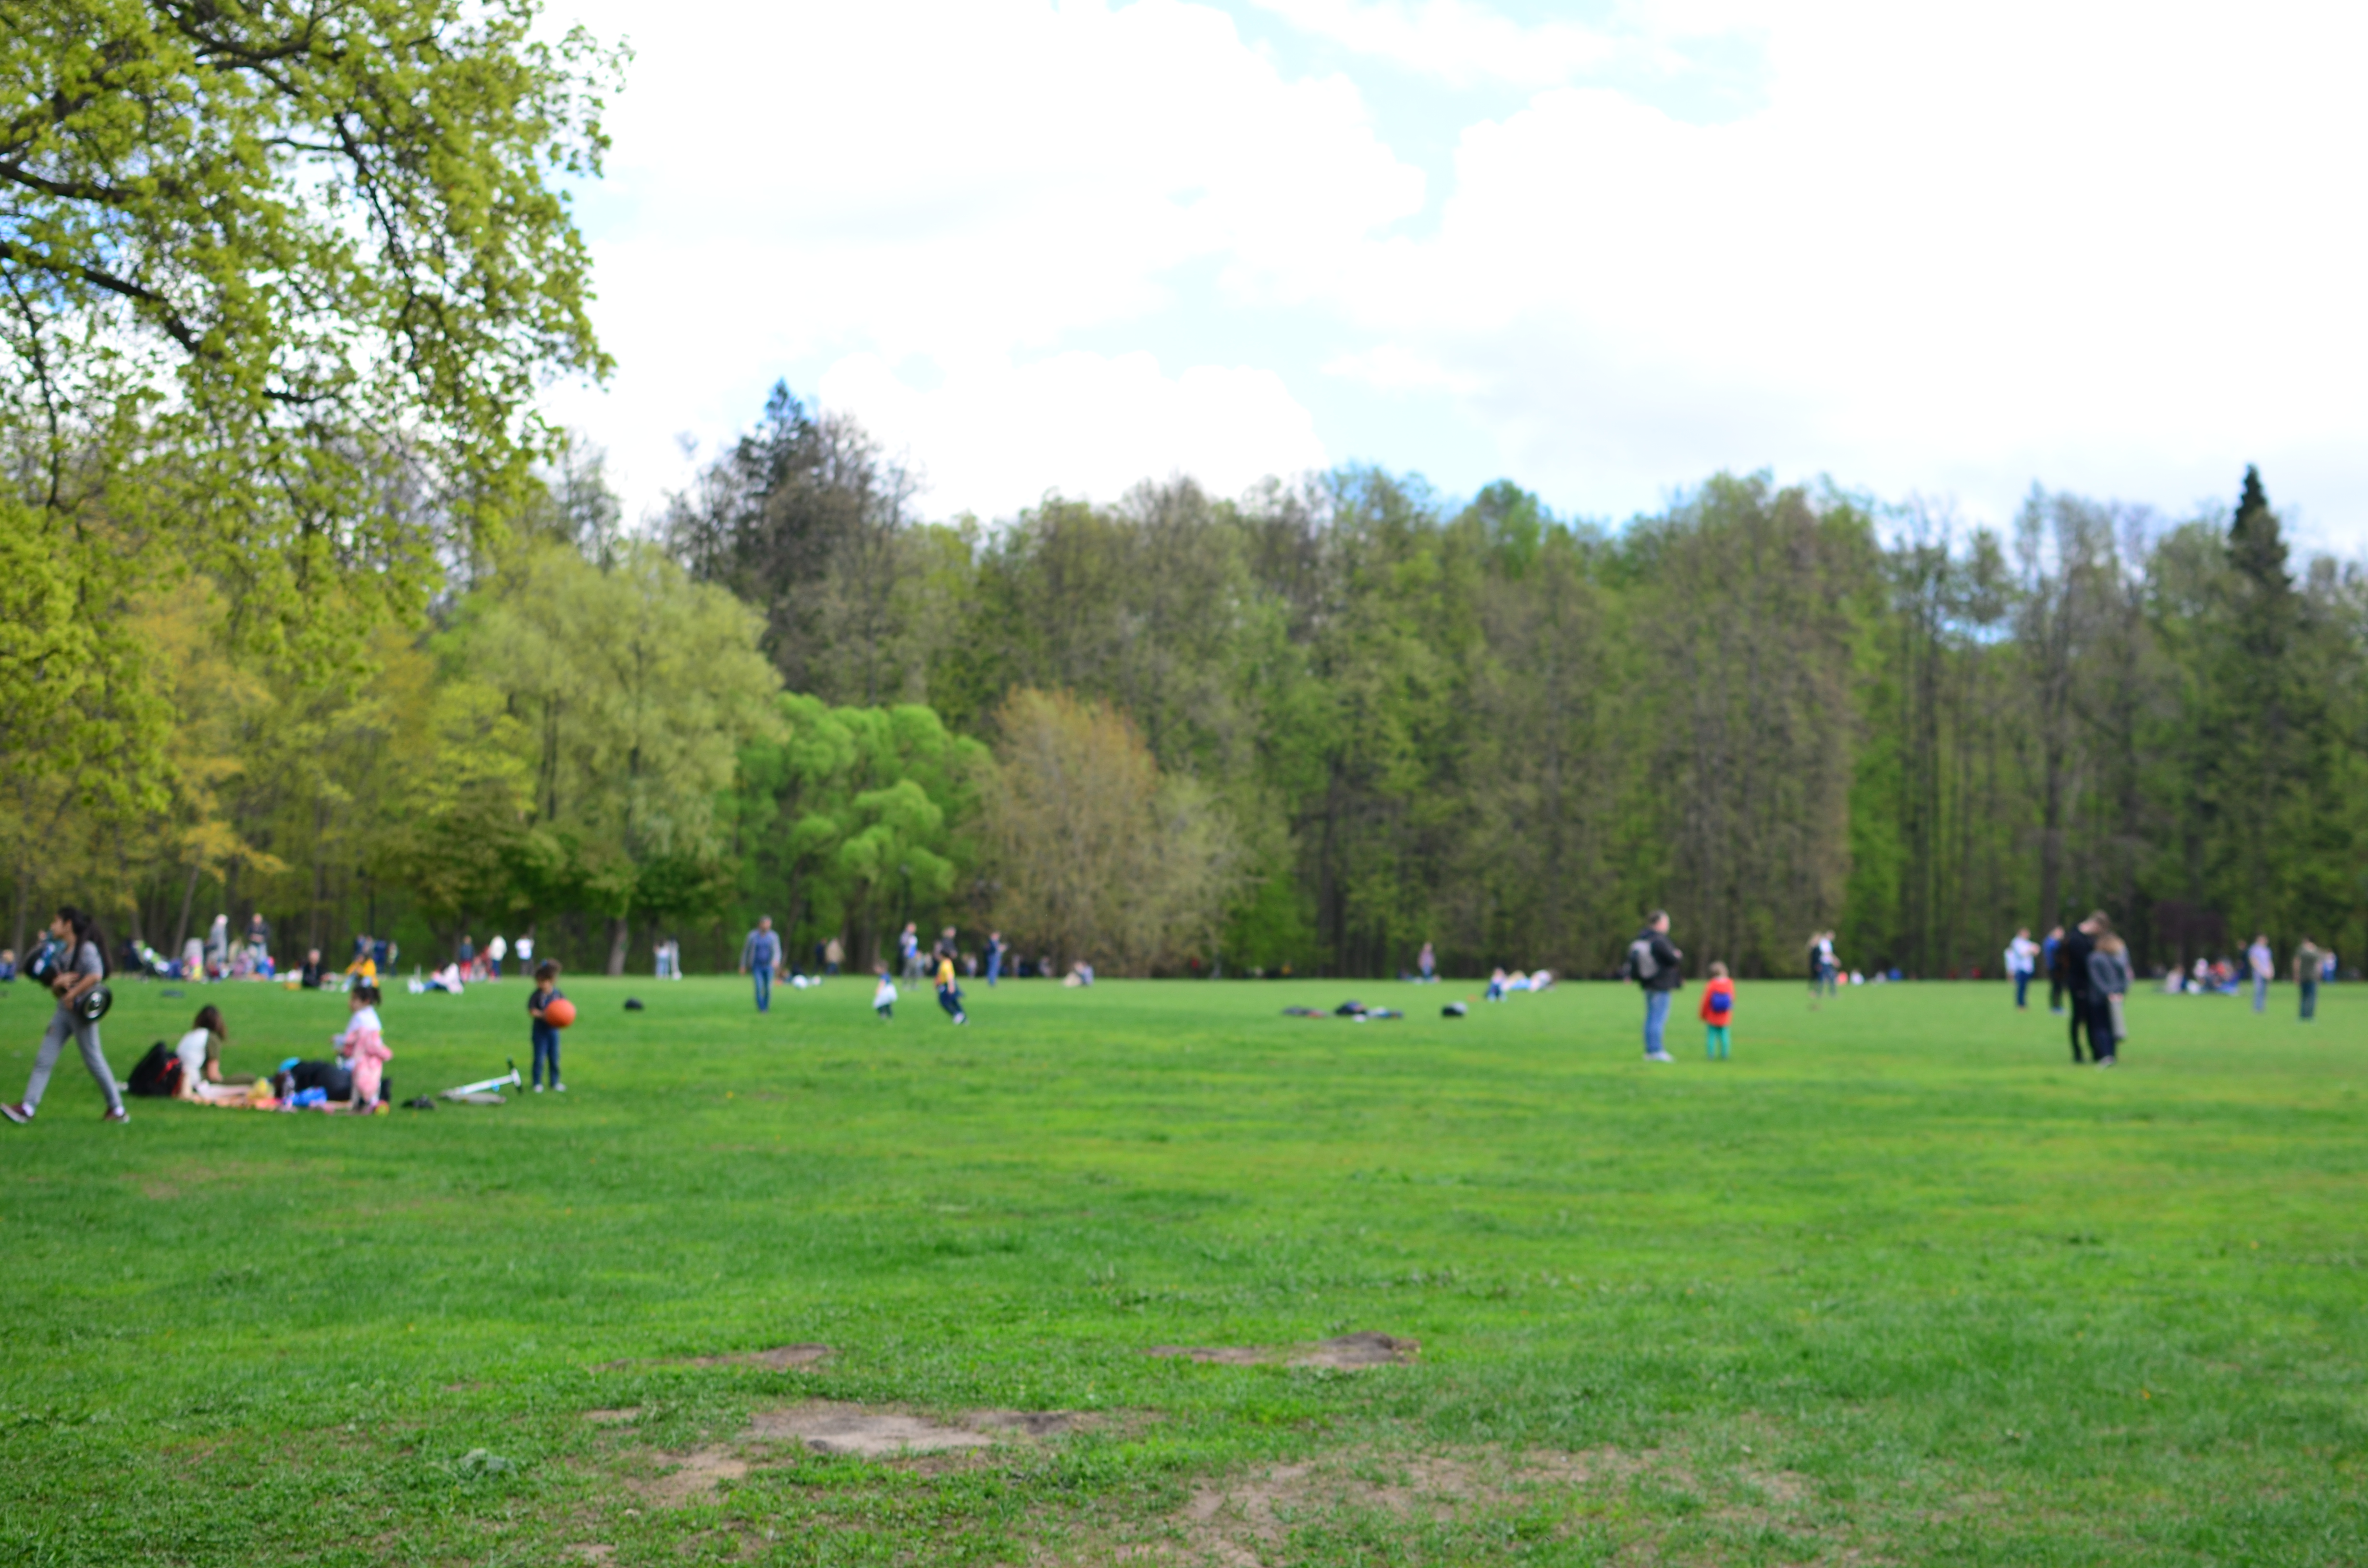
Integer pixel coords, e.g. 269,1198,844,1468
2,906,128,1125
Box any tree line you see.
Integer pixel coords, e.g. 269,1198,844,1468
5,8,2361,981
20,371,2360,982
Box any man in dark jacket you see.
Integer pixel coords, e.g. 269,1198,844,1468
2060,915,2097,1063
1626,910,1685,1063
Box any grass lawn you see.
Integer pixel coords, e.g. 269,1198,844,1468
0,970,2361,1565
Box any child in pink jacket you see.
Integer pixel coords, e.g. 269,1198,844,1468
334,983,391,1111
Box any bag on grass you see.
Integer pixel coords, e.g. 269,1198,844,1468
127,1042,180,1098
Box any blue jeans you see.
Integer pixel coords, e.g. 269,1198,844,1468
986,951,1001,986
531,1022,561,1086
2300,980,2318,1020
1643,990,1671,1056
753,968,772,1012
2014,972,2030,1008
2253,975,2268,1012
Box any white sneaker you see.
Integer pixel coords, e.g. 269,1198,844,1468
554,1082,567,1092
533,1083,545,1093
1645,1051,1676,1063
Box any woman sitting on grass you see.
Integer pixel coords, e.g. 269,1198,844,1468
173,1005,263,1103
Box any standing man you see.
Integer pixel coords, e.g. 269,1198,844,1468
457,932,476,978
488,931,508,980
741,916,782,1013
2061,915,2098,1063
985,931,1005,986
2247,933,2274,1013
2042,925,2067,1015
1418,942,1437,983
2294,936,2325,1022
1624,910,1684,1064
2004,927,2038,1010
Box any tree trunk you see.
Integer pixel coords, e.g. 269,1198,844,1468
173,862,202,956
606,915,629,976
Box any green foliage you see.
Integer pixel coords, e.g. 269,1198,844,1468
981,688,1241,974
0,0,617,954
730,694,985,969
444,542,781,970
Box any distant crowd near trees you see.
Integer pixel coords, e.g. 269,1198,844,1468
10,378,2359,980
3,3,2358,980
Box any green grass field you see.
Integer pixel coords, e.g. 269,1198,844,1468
0,971,2361,1565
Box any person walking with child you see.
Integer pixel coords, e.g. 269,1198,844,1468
2,906,127,1125
1700,962,1735,1059
2084,922,2129,1067
1625,910,1684,1063
528,961,567,1092
2060,915,2097,1063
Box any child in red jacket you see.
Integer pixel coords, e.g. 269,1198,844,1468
1700,962,1735,1059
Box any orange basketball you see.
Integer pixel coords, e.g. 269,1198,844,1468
544,997,577,1029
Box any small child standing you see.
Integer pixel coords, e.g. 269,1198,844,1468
528,961,566,1092
334,983,392,1109
1700,962,1735,1060
872,964,897,1019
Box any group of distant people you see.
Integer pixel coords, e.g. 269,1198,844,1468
736,917,1131,1025
2004,918,2335,1068
2004,917,2131,1066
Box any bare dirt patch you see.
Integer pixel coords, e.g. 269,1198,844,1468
1143,1332,1419,1369
563,1546,614,1564
583,1408,641,1426
636,1445,749,1507
749,1400,1075,1457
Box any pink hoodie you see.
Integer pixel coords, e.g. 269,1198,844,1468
335,1007,392,1105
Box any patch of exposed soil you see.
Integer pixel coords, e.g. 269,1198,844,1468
750,1402,1005,1457
563,1546,614,1564
583,1408,641,1426
636,1445,748,1507
1143,1333,1419,1369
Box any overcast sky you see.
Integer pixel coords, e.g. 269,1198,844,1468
540,0,2367,549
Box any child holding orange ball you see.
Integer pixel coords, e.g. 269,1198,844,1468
528,960,568,1093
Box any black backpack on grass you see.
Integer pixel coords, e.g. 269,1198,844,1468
127,1042,179,1098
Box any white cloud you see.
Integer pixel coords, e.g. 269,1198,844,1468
547,0,1419,519
820,351,1327,514
546,0,2368,542
1246,0,1619,88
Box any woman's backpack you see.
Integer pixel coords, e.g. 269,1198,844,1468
127,1042,181,1098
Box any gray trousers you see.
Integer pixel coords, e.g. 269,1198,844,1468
26,1006,122,1115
